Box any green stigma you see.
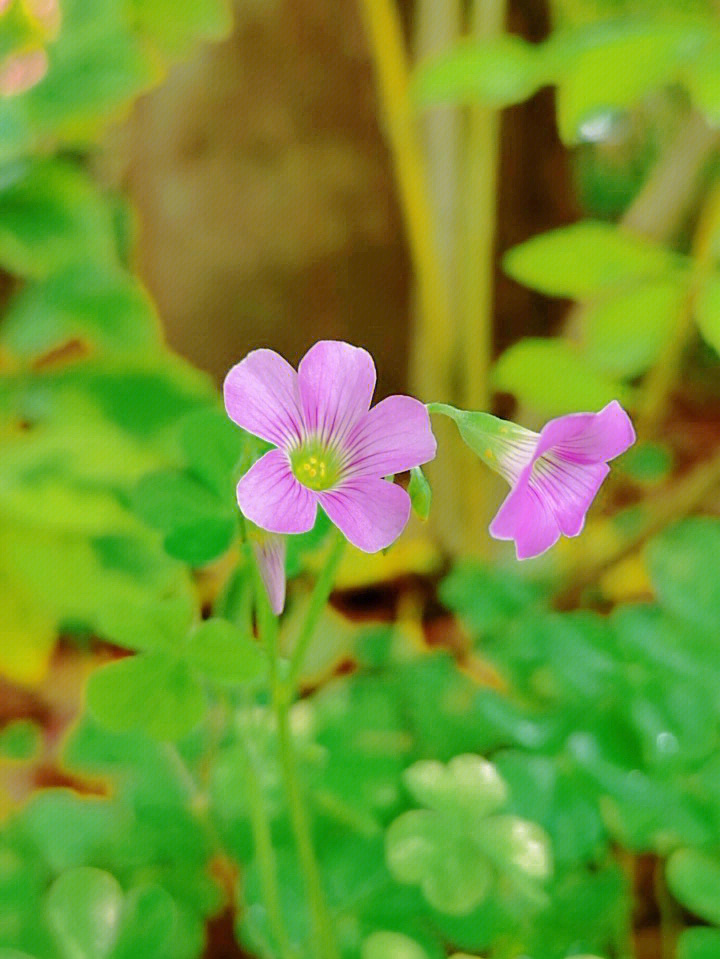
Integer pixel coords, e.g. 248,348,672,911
290,439,344,491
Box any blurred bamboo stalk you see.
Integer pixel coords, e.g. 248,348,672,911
637,178,720,438
414,0,461,294
359,0,469,550
461,0,504,415
412,0,465,551
358,0,454,403
456,0,506,554
622,112,719,240
361,0,508,554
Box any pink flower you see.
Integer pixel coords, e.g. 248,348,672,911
224,341,437,553
488,401,635,559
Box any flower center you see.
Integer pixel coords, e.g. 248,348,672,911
290,440,343,491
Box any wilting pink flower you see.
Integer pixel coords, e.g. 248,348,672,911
251,531,286,615
488,401,635,559
224,341,437,552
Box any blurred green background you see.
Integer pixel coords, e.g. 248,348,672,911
4,1,720,958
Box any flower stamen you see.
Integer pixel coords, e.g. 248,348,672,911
290,439,344,491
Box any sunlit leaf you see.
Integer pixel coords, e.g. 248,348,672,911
582,278,686,378
87,652,204,741
695,273,720,355
45,867,123,959
493,338,630,417
550,22,703,144
186,618,266,685
503,221,681,299
412,35,543,108
128,0,232,58
362,932,431,959
0,263,161,360
667,848,720,925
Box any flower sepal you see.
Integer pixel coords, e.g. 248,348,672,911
426,403,538,484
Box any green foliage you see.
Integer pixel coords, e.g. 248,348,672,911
4,0,720,957
493,338,630,416
412,16,720,144
361,931,430,959
412,35,542,108
646,518,720,631
0,0,232,164
45,868,180,959
667,848,720,925
0,719,41,760
386,755,550,914
408,466,432,521
502,220,681,298
678,928,720,959
46,867,124,959
87,603,265,740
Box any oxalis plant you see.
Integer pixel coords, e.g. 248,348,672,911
225,340,635,609
208,338,634,959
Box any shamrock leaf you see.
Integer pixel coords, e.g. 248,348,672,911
386,755,551,915
87,600,266,740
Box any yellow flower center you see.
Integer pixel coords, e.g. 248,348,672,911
290,441,343,491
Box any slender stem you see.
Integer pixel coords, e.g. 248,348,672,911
654,857,680,959
248,537,340,959
164,743,236,900
240,713,295,959
637,179,720,437
358,0,454,403
285,531,346,694
275,698,339,959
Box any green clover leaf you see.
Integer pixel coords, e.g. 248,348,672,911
386,755,551,915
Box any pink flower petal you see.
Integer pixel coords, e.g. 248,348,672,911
252,534,286,615
534,400,636,464
489,483,561,560
224,349,303,449
237,449,317,535
318,477,410,552
533,456,609,537
297,341,376,447
343,395,437,477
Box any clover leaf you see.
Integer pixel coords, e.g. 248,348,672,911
386,755,551,915
87,599,266,740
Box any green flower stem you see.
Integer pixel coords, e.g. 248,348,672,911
246,524,341,959
460,0,504,418
654,857,680,959
284,530,346,696
164,744,236,899
275,698,339,959
238,701,294,959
